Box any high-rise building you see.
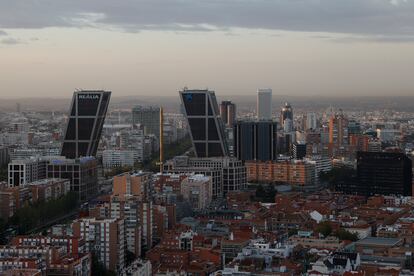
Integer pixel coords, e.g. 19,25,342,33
280,102,293,128
110,195,142,257
132,106,160,137
234,120,278,161
72,217,125,271
329,113,349,146
180,174,212,210
283,118,293,132
355,152,412,196
61,90,111,159
179,89,229,157
306,112,317,130
348,120,361,135
293,142,307,159
219,101,236,127
257,89,272,120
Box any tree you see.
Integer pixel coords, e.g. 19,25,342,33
91,254,116,276
125,250,136,266
316,221,332,237
254,184,277,203
288,229,298,237
335,228,359,241
8,192,78,234
0,164,7,182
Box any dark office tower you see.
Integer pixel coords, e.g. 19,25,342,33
220,101,236,127
280,102,293,128
293,142,307,159
356,152,412,196
132,106,160,137
234,121,277,161
348,120,361,135
180,88,229,157
61,90,111,159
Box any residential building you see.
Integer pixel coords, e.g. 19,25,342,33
72,217,125,271
181,174,212,210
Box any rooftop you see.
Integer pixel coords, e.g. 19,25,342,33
355,237,402,246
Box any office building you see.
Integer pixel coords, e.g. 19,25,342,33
283,118,293,132
257,89,272,120
280,102,293,128
102,150,136,169
219,101,236,127
356,152,412,196
132,106,160,137
46,157,98,201
8,158,48,187
61,90,111,159
306,112,317,130
164,156,246,197
293,142,307,159
234,120,278,161
179,88,229,157
348,120,361,135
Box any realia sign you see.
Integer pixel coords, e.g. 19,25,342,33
78,94,100,100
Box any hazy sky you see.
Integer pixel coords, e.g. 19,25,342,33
1,0,414,98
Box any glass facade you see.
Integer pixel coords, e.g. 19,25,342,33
61,90,111,159
234,121,278,161
180,89,229,157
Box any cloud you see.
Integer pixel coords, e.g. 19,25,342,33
0,0,413,41
1,38,23,45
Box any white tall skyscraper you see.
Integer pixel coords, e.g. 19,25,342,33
306,112,317,130
257,88,272,120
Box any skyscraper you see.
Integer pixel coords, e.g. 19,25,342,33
179,88,229,157
306,112,317,130
329,113,349,146
61,90,111,159
257,89,272,120
220,100,236,127
234,120,278,161
280,102,293,128
132,106,160,137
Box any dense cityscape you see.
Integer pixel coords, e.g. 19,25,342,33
0,88,413,276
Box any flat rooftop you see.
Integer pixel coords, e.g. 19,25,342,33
355,237,402,246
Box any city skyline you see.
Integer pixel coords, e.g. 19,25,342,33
1,1,414,97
